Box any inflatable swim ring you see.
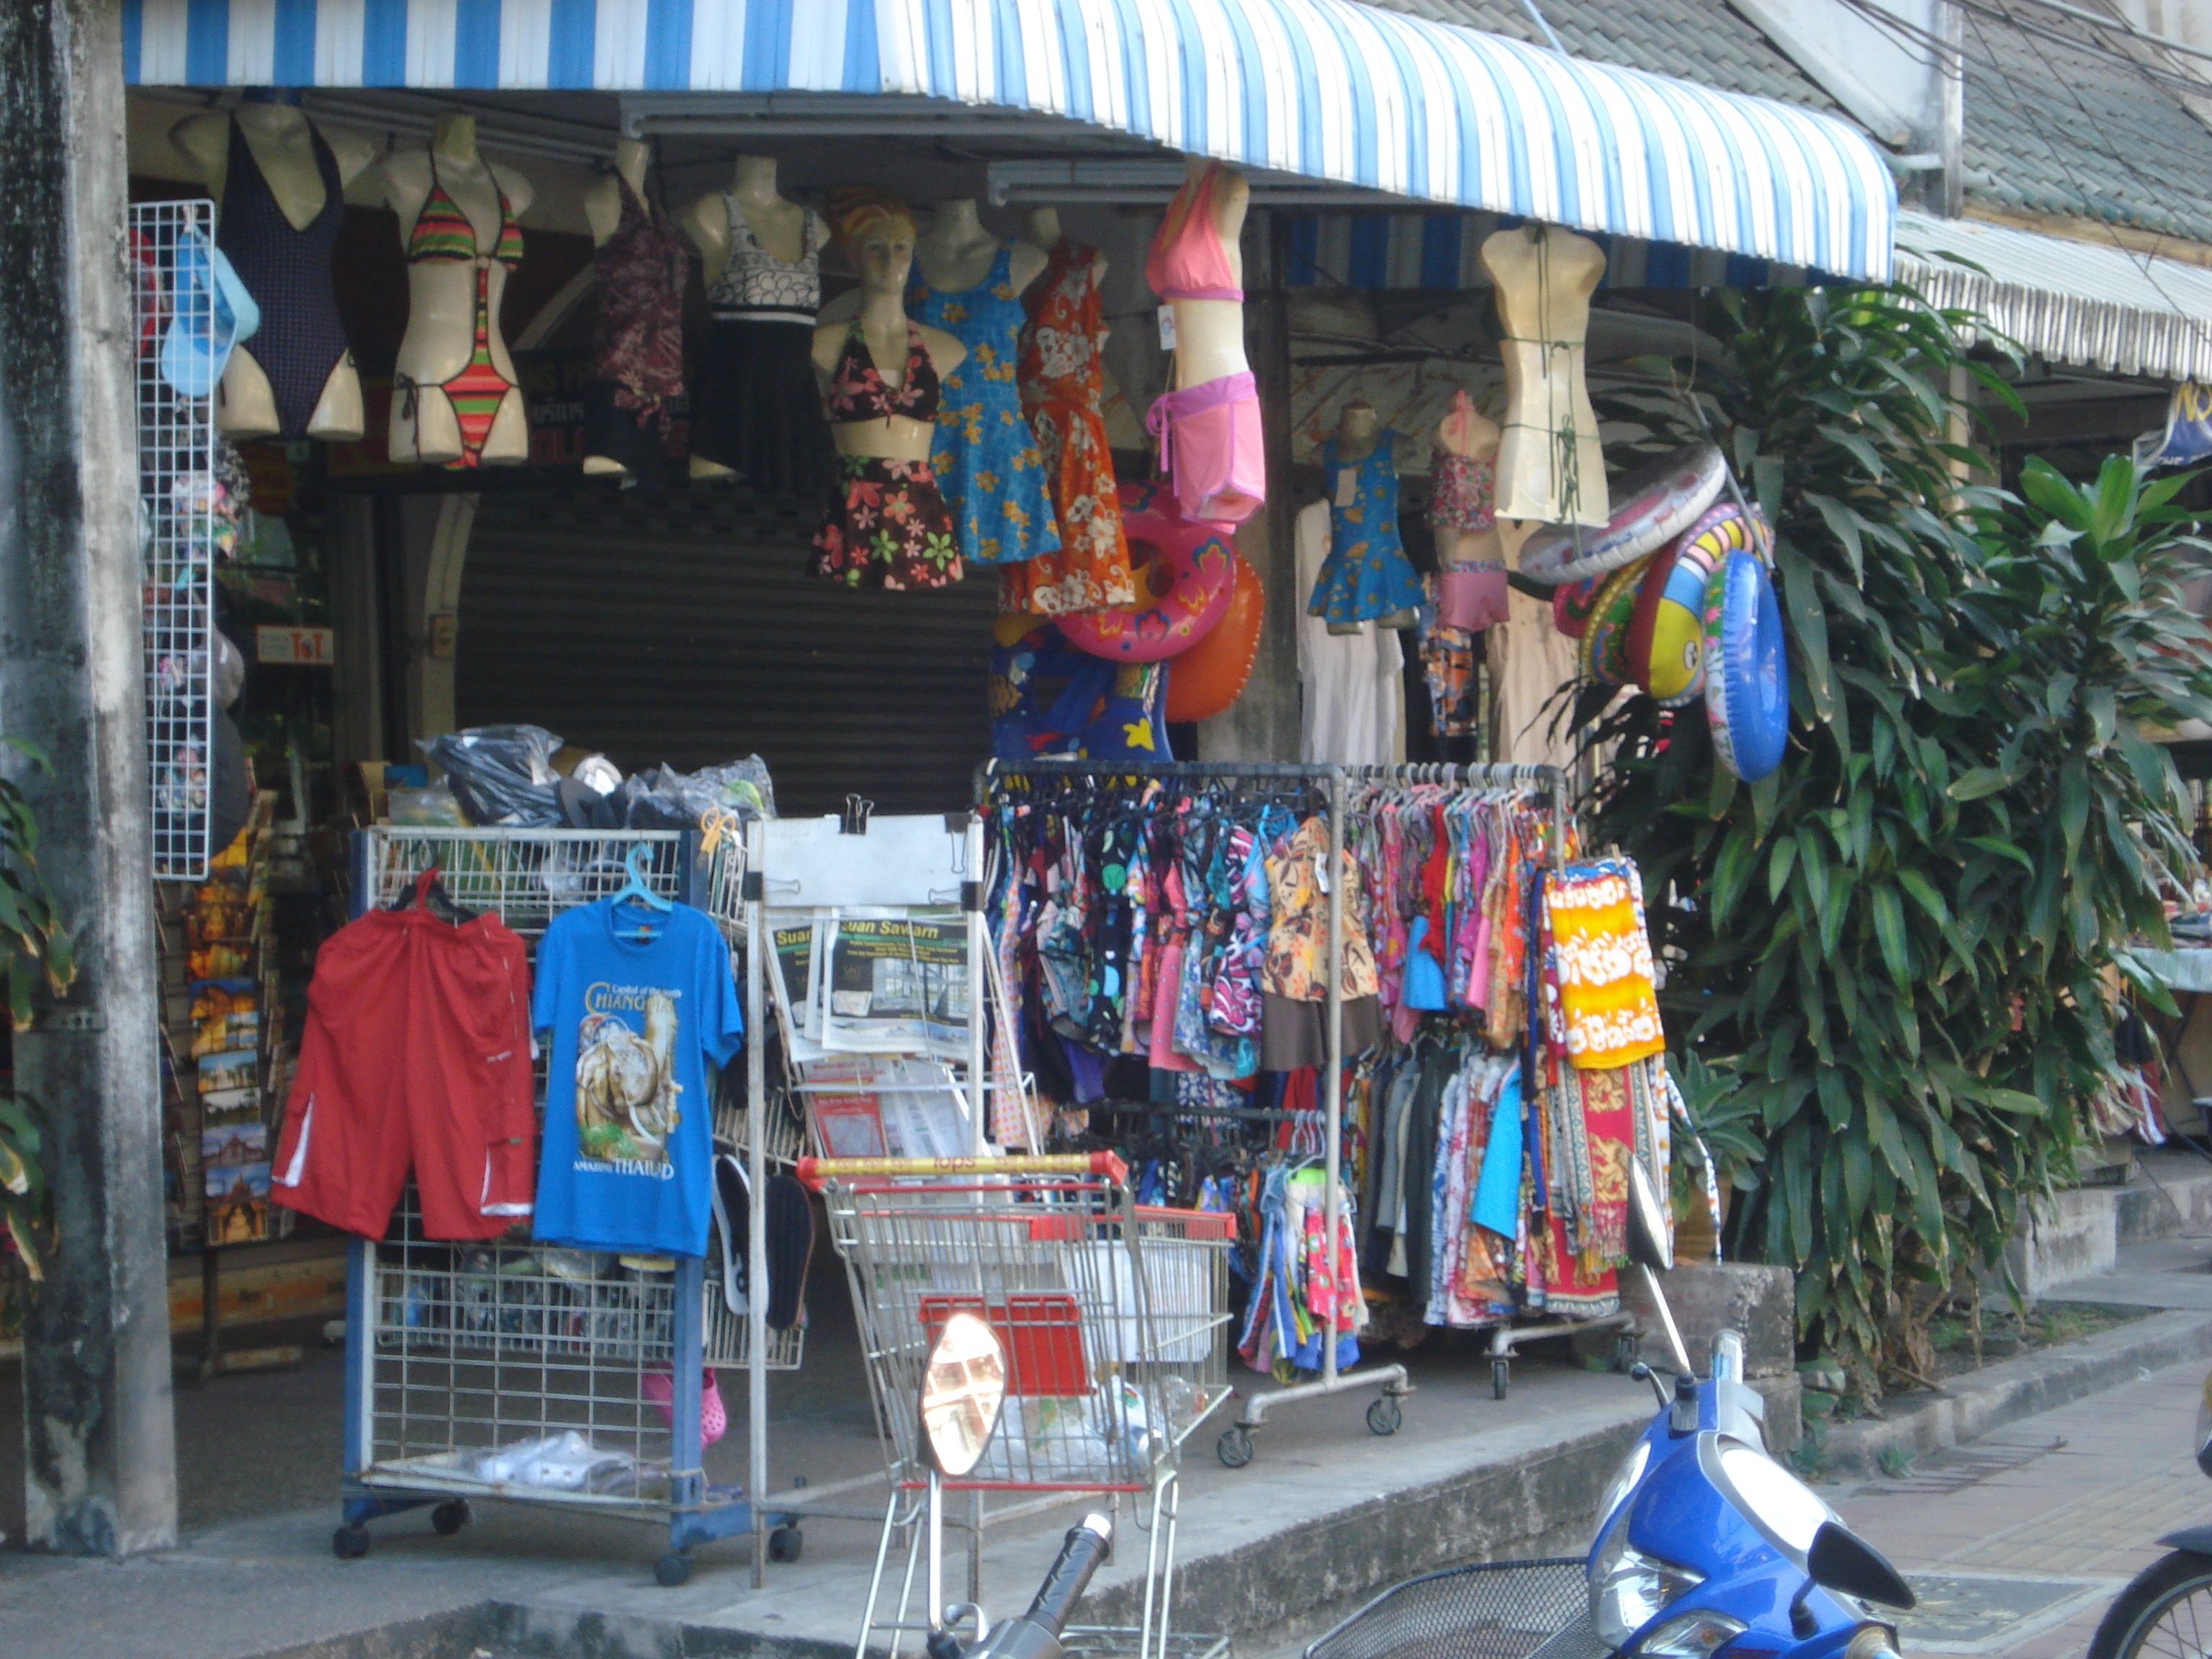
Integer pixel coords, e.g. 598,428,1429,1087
1165,552,1264,723
1517,443,1727,586
1628,502,1771,706
1057,481,1235,662
1577,554,1655,687
1703,548,1787,782
1554,573,1604,639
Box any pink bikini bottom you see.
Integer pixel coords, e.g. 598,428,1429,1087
1436,564,1510,630
1146,371,1264,526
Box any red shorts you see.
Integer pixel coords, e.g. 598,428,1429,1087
271,906,536,1240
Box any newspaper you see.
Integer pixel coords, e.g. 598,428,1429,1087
819,913,970,1060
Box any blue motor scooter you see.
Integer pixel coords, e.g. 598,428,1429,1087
1305,1163,1917,1659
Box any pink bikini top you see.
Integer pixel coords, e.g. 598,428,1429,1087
1147,162,1244,303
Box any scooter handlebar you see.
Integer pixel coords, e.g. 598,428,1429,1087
1022,1514,1115,1637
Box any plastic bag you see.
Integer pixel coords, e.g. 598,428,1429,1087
387,783,467,827
642,757,778,826
421,725,565,827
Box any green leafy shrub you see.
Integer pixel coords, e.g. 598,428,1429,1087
0,738,75,1306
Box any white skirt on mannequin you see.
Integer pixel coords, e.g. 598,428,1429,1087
1296,500,1403,765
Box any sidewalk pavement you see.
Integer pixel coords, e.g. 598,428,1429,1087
1827,1353,2212,1659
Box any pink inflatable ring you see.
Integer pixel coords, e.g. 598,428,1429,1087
1057,481,1236,662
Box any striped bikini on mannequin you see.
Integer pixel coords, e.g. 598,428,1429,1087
397,156,526,467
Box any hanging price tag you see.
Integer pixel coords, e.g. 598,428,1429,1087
1335,468,1357,508
1156,305,1177,351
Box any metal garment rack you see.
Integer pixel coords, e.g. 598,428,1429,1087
974,758,1575,1460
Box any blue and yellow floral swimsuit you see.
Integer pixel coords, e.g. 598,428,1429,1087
907,246,1064,567
1308,430,1424,624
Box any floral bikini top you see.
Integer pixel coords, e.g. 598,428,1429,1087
824,320,941,426
1429,448,1496,533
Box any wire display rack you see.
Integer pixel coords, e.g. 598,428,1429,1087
802,1154,1233,1659
336,827,795,1584
131,199,218,881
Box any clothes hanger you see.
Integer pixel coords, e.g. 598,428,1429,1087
611,842,674,939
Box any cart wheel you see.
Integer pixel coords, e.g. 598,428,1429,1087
431,1500,471,1536
1367,1396,1403,1437
1216,1426,1254,1469
655,1551,692,1588
768,1525,804,1564
1492,1358,1511,1400
1613,1334,1640,1374
333,1524,371,1560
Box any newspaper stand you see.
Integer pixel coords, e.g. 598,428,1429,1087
799,1152,1233,1659
333,827,795,1584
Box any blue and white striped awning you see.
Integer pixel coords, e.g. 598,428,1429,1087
124,0,1897,280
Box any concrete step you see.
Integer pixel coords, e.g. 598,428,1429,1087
2005,1148,2212,1297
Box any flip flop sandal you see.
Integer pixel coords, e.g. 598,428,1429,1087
763,1172,816,1331
710,1151,751,1316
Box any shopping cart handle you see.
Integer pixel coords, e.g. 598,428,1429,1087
794,1152,1129,1190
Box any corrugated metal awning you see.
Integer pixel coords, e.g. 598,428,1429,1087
1897,210,2212,382
122,0,1896,279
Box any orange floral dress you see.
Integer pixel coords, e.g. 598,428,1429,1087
1004,240,1136,616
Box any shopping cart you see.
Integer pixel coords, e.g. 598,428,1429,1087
797,1154,1235,1659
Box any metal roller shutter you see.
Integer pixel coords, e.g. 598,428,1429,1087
458,482,996,817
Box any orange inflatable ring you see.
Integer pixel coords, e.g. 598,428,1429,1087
1057,480,1236,662
1166,552,1264,722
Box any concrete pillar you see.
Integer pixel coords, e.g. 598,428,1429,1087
1,0,180,1553
1197,210,1299,763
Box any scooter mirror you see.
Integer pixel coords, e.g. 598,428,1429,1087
1627,1159,1674,1274
920,1311,1008,1478
1805,1521,1916,1609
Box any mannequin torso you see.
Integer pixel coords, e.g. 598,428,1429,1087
379,113,534,466
1480,225,1607,527
912,199,1046,297
1333,400,1380,464
1153,158,1250,389
1434,391,1503,566
171,100,375,441
583,137,652,248
1025,207,1107,287
811,238,965,466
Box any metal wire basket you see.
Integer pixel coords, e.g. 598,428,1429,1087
1303,1560,1604,1659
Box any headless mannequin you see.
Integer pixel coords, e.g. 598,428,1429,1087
1161,156,1251,390
811,220,966,467
914,199,1046,297
1434,390,1503,568
582,137,654,479
379,112,535,466
170,96,376,441
685,156,822,480
1025,207,1109,288
1328,400,1414,633
1481,225,1608,527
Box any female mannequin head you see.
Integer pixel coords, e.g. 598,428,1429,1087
827,186,918,296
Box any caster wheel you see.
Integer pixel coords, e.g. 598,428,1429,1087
768,1525,804,1564
1613,1335,1640,1374
1367,1395,1403,1437
1492,1359,1511,1401
431,1500,471,1536
333,1524,371,1560
1216,1427,1255,1469
655,1551,692,1587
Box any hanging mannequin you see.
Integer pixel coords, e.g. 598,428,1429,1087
685,156,835,489
1309,397,1421,634
809,189,968,590
579,138,687,482
378,112,534,467
170,91,376,442
1025,207,1108,287
1428,390,1509,634
1481,225,1608,527
1145,156,1263,525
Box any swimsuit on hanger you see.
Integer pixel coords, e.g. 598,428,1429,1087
810,321,961,590
691,203,838,495
1144,163,1265,526
1007,239,1137,616
1308,432,1424,626
908,244,1063,566
397,153,526,468
214,115,350,440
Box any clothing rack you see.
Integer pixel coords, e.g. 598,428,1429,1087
974,757,1572,1462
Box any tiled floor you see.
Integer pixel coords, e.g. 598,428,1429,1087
1827,1357,2212,1658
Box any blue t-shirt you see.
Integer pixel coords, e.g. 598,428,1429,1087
530,898,743,1256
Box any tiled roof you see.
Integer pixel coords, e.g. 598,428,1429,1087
1956,0,2212,247
1358,0,1841,112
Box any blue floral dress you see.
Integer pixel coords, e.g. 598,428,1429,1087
1308,431,1424,625
907,246,1063,567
